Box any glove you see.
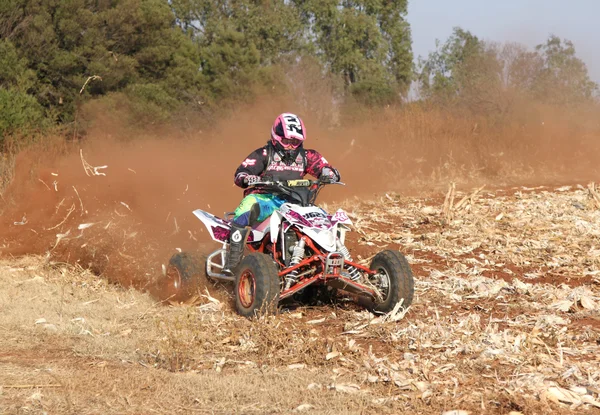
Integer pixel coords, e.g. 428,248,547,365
319,167,338,183
243,175,261,186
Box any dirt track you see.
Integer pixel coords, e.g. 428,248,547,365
1,183,600,414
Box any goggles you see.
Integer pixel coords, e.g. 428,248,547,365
281,137,302,147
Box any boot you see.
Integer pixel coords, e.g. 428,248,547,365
223,223,250,275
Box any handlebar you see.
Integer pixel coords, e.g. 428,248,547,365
249,179,345,188
247,178,344,206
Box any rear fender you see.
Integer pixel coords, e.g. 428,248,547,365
193,209,231,243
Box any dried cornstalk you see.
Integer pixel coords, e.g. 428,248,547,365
454,185,485,212
442,182,456,222
80,149,108,177
47,204,75,230
79,75,102,95
73,186,85,215
588,182,600,209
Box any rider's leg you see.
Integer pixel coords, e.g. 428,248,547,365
232,194,284,226
222,221,250,275
223,195,257,275
223,194,285,275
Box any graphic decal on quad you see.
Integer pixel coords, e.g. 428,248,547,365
211,226,229,242
193,209,267,243
331,209,352,225
280,204,333,230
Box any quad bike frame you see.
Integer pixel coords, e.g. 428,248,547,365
205,226,380,302
165,179,414,317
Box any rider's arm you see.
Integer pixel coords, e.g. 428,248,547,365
305,150,341,181
234,147,268,188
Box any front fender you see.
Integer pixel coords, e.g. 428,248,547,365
270,211,282,244
303,227,337,252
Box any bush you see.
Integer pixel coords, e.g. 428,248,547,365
0,88,46,144
125,83,182,124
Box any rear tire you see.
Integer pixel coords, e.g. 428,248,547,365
235,253,280,317
162,252,204,303
366,250,414,313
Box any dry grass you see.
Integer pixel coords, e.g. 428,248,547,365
0,153,14,198
343,102,600,189
0,257,382,414
2,184,600,414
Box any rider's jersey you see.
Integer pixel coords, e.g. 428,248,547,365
234,142,340,195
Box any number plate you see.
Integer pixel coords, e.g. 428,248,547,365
328,257,343,267
287,179,310,187
325,253,345,275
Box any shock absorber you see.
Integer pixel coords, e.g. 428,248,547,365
336,242,362,281
284,238,306,290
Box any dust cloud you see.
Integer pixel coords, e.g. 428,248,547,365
0,98,384,295
1,95,599,296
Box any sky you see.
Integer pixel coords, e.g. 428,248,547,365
408,0,600,83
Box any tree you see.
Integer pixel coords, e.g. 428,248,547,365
171,0,304,101
0,39,36,92
0,0,203,126
294,0,413,103
0,39,45,139
419,30,599,110
532,35,598,105
496,42,544,93
0,88,46,143
418,27,486,101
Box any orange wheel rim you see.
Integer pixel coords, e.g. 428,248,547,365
238,270,256,308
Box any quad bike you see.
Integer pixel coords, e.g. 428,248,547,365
165,179,414,317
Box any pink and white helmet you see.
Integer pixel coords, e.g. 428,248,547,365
271,113,306,150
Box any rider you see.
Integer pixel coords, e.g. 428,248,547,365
223,113,341,275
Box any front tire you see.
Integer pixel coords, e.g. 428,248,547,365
235,253,280,317
367,250,414,313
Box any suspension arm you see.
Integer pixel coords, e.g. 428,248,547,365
278,255,321,278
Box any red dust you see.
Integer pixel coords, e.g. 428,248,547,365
0,99,394,297
1,97,600,298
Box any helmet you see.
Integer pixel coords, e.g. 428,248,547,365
271,113,306,151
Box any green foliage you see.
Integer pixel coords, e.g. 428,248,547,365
533,35,598,105
125,83,182,123
173,0,413,104
2,0,598,145
418,27,485,100
0,39,45,140
198,21,262,101
0,40,37,91
0,0,203,128
294,0,413,103
419,29,598,111
0,87,46,141
172,0,304,103
0,0,416,139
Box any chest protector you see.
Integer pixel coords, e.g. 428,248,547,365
264,146,307,181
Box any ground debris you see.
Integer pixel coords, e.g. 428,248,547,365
2,184,600,414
